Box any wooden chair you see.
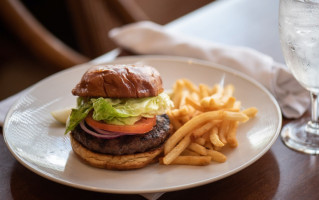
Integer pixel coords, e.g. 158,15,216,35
0,0,149,69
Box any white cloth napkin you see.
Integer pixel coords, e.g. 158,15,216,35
109,21,310,119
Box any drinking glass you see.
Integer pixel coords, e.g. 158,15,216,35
279,0,319,154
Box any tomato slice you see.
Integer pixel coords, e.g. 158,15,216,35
85,115,156,134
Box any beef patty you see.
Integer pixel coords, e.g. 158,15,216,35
71,114,171,155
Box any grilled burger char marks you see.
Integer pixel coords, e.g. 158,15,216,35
72,114,171,155
72,64,164,98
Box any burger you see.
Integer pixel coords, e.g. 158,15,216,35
65,64,173,170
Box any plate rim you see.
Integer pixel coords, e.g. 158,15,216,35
3,55,282,194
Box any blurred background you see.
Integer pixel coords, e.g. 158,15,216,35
0,0,214,100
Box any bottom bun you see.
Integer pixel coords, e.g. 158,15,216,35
70,134,164,170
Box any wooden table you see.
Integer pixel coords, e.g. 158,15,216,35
2,0,319,199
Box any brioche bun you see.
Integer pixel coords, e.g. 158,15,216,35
72,64,164,98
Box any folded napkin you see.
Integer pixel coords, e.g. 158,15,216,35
109,21,310,119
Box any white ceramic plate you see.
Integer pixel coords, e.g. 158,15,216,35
3,55,282,194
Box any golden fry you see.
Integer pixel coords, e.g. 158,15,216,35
181,149,200,156
164,110,248,154
163,133,191,165
188,142,208,156
218,120,230,144
171,106,189,117
209,84,219,95
214,146,223,151
194,137,206,146
233,101,241,110
222,111,249,122
200,96,211,108
185,105,197,118
227,121,239,147
192,121,214,138
185,97,205,112
210,84,223,99
165,156,211,166
242,107,258,118
209,127,224,148
171,80,184,108
182,79,199,93
201,131,211,141
199,83,210,98
180,115,191,124
178,90,190,109
190,92,200,102
222,96,236,109
207,150,227,163
167,110,182,131
221,84,234,101
203,140,214,150
220,107,240,112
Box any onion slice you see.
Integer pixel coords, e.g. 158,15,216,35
80,121,122,139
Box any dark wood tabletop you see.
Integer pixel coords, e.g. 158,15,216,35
2,0,319,199
3,117,319,200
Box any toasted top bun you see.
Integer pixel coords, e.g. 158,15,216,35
72,64,164,98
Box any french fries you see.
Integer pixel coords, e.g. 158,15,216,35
209,127,224,148
161,78,258,166
163,133,192,165
160,156,211,166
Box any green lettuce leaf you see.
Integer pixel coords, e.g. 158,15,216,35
64,101,93,134
92,93,172,122
104,116,142,125
65,92,173,133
